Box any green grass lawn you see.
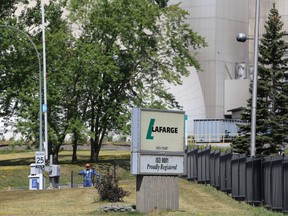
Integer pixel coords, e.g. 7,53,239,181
0,149,284,216
0,149,132,190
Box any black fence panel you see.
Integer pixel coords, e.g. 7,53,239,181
262,156,272,208
282,157,288,213
219,151,232,193
214,150,220,189
231,154,246,201
225,151,233,193
201,150,206,183
238,155,246,199
197,149,204,183
246,156,262,206
210,151,216,187
197,151,203,183
270,156,283,211
231,155,239,198
204,148,211,184
219,152,226,192
186,148,198,181
192,149,198,181
186,149,192,180
196,147,210,184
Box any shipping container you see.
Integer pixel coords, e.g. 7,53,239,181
193,119,246,143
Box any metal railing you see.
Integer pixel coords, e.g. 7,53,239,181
188,133,239,144
185,147,288,213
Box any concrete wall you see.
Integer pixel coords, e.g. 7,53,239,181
224,79,250,115
167,67,206,134
170,0,249,118
136,175,179,213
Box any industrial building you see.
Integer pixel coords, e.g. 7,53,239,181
168,0,288,133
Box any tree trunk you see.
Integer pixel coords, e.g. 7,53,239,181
51,143,62,164
95,144,101,162
90,138,98,162
72,141,78,163
92,128,106,162
90,103,97,162
72,130,79,163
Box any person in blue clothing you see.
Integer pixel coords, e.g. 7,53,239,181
79,163,99,187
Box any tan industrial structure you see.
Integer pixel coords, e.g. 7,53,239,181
169,0,288,122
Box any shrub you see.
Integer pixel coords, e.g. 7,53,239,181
96,168,130,202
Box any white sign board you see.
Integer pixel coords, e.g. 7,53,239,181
140,155,184,174
140,109,184,152
35,151,45,168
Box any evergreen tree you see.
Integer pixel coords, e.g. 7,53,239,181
155,0,169,8
232,3,288,155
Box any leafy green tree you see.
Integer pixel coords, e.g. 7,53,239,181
0,17,39,147
0,0,79,162
232,3,288,155
0,0,26,121
1,0,206,163
0,0,28,20
69,0,207,162
18,0,81,162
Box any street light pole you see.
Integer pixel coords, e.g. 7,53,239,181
250,0,260,157
235,0,260,157
0,24,43,153
41,0,49,160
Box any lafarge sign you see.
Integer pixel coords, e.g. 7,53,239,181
141,110,184,152
131,108,185,175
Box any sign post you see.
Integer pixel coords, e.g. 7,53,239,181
131,108,185,213
35,151,45,168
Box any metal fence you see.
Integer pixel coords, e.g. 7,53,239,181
231,153,246,201
69,171,85,188
185,147,288,213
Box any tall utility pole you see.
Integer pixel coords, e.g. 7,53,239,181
41,0,48,160
250,0,260,157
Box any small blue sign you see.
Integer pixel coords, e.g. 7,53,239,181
32,178,38,189
42,104,47,113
